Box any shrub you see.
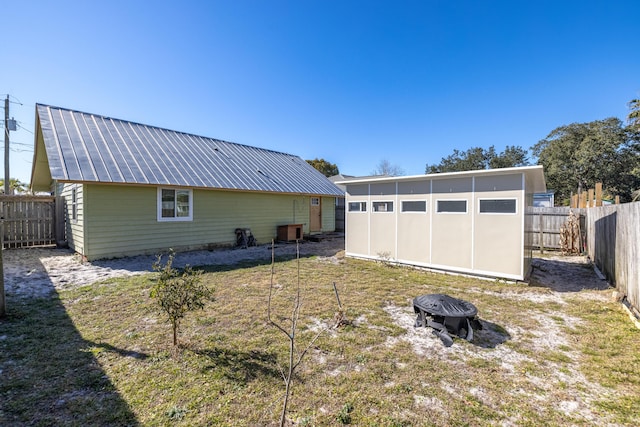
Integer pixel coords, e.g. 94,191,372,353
150,250,214,346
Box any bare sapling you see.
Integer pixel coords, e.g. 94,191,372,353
333,282,351,328
267,240,325,427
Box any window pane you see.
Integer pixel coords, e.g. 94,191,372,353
176,190,190,217
162,189,175,217
348,202,363,212
373,201,393,212
437,200,467,213
311,197,320,206
402,200,426,212
480,199,516,213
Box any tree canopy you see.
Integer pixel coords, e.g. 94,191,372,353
0,178,28,195
371,159,404,176
628,99,640,134
306,158,339,177
531,117,639,204
425,145,529,174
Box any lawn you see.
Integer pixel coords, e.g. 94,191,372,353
1,248,639,426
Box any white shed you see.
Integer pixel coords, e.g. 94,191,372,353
339,166,546,281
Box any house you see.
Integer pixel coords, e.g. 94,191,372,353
338,166,546,281
533,191,555,207
328,174,352,232
30,104,343,260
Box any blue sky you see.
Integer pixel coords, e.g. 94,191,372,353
2,0,639,184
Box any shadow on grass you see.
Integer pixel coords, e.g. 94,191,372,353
85,340,149,360
0,256,139,426
473,320,511,349
192,346,281,384
529,257,610,292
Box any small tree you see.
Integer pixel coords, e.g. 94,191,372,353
268,241,326,427
150,250,214,346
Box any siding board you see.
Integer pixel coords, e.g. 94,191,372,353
79,184,328,260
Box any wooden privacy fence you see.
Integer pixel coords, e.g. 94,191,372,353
527,206,586,251
0,195,57,249
585,202,640,316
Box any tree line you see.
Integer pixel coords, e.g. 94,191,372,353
424,99,639,204
307,98,639,206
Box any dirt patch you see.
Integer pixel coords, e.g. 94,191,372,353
529,252,610,293
2,239,345,299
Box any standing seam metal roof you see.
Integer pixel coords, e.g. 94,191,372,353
36,104,344,196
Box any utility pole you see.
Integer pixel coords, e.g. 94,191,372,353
4,95,9,195
1,95,8,317
0,221,5,318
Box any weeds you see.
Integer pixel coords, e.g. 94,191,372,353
1,250,638,426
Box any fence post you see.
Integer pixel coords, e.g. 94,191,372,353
538,213,544,253
0,220,5,318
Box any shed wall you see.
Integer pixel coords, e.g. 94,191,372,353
345,172,528,280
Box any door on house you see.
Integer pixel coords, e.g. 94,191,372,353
309,197,321,233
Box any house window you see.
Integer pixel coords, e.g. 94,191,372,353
401,200,427,212
372,201,393,212
348,201,367,212
158,188,193,221
479,199,517,214
437,200,467,213
71,187,78,222
311,197,320,206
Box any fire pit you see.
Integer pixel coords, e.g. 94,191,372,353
413,294,482,347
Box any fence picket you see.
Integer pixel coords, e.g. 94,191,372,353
0,195,57,249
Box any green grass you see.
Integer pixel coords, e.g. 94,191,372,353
1,253,639,426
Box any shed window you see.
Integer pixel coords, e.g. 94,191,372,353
71,187,78,222
311,197,320,206
437,200,467,213
158,188,193,221
348,201,367,212
479,199,517,214
401,200,427,212
373,201,393,212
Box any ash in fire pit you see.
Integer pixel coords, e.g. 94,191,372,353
413,294,482,347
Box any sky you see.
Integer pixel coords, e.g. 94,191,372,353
2,0,639,184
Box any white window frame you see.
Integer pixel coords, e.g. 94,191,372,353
311,197,320,206
436,199,468,214
478,198,518,215
348,201,367,212
401,200,428,213
372,201,394,213
157,187,193,222
71,186,78,223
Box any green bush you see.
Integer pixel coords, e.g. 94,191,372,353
150,250,214,346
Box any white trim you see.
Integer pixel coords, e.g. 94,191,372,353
429,180,433,265
157,187,193,222
343,252,524,281
435,199,468,214
471,177,475,272
477,197,518,215
347,200,367,212
521,173,526,279
371,200,394,213
400,199,428,213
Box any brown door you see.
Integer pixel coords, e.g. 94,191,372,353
310,197,321,232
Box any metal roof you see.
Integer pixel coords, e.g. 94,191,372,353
33,104,343,196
